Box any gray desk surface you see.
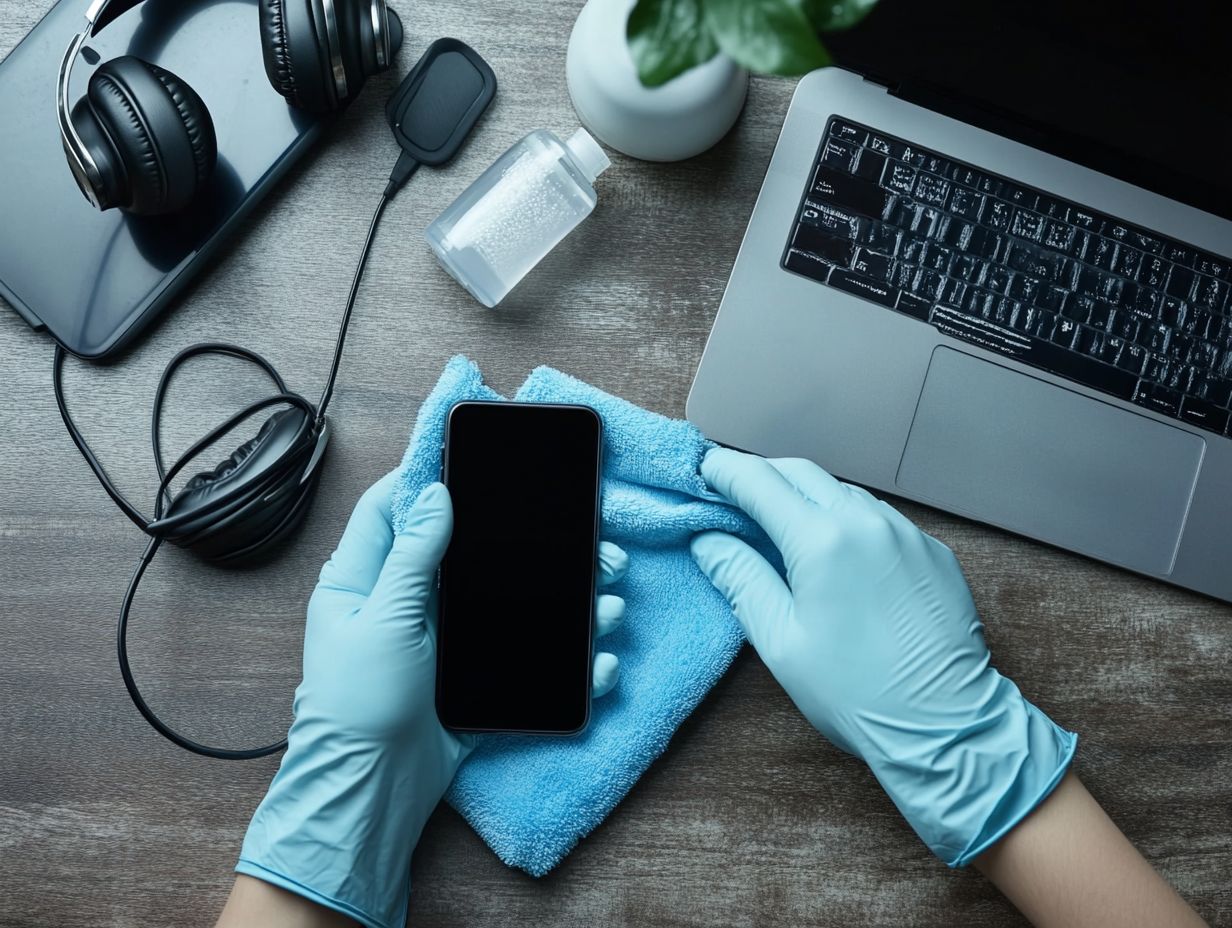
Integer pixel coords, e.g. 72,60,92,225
1,2,1229,926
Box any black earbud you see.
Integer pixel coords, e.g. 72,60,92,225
70,56,216,215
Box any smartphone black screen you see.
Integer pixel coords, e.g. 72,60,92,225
437,402,603,733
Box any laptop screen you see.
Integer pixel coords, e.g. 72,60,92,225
825,0,1232,222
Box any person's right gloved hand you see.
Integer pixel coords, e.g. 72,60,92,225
690,448,1076,867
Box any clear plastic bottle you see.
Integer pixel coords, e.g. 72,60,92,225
425,127,611,307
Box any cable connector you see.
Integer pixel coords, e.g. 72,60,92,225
384,150,420,199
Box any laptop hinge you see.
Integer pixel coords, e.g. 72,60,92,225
858,69,898,93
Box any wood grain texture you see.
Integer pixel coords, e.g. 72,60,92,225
1,2,1229,926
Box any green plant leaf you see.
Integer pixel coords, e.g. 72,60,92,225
627,0,720,87
802,0,879,32
701,0,831,76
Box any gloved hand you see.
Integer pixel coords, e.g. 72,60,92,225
238,472,627,928
690,448,1075,867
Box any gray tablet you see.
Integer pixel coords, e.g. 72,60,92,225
0,0,324,359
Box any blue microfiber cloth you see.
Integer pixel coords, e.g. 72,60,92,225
390,356,768,877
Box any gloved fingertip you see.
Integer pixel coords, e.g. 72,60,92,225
383,483,453,577
597,540,629,584
402,482,451,531
592,651,619,698
700,446,736,482
689,530,729,573
414,481,449,509
595,594,625,637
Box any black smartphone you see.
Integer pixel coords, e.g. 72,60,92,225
436,401,604,734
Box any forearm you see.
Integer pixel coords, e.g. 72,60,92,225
975,772,1206,928
216,876,357,928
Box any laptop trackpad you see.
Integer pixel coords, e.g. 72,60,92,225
896,348,1204,575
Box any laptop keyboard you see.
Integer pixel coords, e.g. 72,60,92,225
783,116,1232,437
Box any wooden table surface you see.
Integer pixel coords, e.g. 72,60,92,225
2,2,1229,926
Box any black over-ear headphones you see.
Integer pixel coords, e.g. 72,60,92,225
53,30,497,761
58,0,403,214
51,0,414,760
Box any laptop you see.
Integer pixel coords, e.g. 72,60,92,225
686,0,1232,602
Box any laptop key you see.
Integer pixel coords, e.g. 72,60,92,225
1100,336,1126,366
921,242,954,272
829,120,866,144
1115,246,1142,279
1061,294,1092,323
914,173,950,206
1008,273,1042,304
1034,284,1069,312
947,187,984,221
1144,353,1171,382
1201,377,1232,407
852,248,893,281
1074,324,1102,355
1196,255,1229,279
913,270,947,300
1119,342,1149,375
1032,309,1058,340
896,292,932,321
1168,364,1198,395
940,219,975,249
1089,236,1118,271
1043,220,1074,251
1010,208,1045,243
792,224,857,266
800,202,860,237
1065,230,1090,260
1179,395,1230,433
859,219,901,255
1133,382,1182,417
827,268,900,307
1194,275,1228,312
854,148,887,183
886,161,918,194
1006,187,1037,209
1167,266,1196,301
984,200,1012,231
811,167,890,218
783,249,836,283
1070,210,1102,232
821,140,858,172
1052,316,1079,348
1113,315,1140,342
1166,242,1198,269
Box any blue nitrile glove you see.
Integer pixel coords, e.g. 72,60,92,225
238,473,627,928
690,449,1076,867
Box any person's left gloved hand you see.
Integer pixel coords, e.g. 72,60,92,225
237,472,627,928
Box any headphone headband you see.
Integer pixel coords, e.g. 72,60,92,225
57,0,151,209
88,0,147,36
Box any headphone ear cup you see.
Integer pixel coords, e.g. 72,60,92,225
69,96,128,212
260,0,333,113
261,0,395,113
333,0,397,98
259,0,300,103
336,0,375,88
84,56,217,215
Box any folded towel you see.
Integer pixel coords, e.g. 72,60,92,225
390,356,768,877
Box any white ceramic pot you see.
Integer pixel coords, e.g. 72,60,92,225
566,0,749,162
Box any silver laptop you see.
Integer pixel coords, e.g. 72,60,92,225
687,2,1232,602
